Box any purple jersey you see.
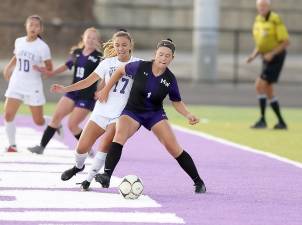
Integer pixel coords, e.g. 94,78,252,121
125,60,181,113
65,48,102,100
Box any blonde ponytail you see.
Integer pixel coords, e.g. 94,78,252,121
103,39,117,58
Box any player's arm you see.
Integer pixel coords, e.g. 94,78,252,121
246,48,259,64
44,59,53,72
51,72,100,93
263,39,289,62
34,64,68,78
3,56,16,81
172,101,199,125
96,65,125,102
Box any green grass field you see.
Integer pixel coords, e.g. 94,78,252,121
1,102,301,163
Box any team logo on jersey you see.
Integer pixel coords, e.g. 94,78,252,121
109,67,117,77
160,78,170,87
88,56,98,63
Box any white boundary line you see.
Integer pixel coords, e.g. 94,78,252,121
172,124,302,169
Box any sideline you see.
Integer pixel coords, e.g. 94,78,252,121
172,124,302,169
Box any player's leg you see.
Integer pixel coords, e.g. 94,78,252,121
251,77,267,128
67,107,90,139
264,51,287,129
151,120,206,193
67,98,95,140
28,96,74,154
3,97,22,152
95,115,140,188
80,123,116,191
61,120,105,181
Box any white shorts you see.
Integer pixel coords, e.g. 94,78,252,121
5,88,46,106
89,111,118,130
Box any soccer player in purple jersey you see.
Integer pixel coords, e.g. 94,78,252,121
95,39,206,193
28,27,103,154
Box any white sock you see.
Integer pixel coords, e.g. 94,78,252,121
75,151,88,169
43,115,51,128
4,121,16,146
86,151,107,182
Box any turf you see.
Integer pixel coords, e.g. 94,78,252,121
1,102,301,162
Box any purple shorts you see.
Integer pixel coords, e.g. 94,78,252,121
65,92,95,111
121,109,168,130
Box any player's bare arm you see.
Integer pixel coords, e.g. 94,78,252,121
51,72,100,93
3,56,16,81
172,101,199,125
97,65,125,102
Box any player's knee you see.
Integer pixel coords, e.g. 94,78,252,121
33,117,45,126
67,122,78,133
4,111,15,122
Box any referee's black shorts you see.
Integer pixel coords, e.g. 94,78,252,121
260,50,286,84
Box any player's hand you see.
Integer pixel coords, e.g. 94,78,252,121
186,113,200,125
246,55,255,64
34,65,53,78
50,84,66,93
96,89,109,103
263,52,274,62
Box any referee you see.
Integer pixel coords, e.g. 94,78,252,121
246,0,289,129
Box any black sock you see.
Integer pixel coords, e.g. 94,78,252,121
270,99,285,124
258,95,267,120
74,130,82,140
40,125,57,148
176,150,202,184
104,142,123,177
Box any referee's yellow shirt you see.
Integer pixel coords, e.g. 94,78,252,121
253,11,289,53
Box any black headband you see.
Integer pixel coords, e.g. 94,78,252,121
157,39,175,54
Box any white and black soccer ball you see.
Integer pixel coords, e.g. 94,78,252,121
118,175,144,200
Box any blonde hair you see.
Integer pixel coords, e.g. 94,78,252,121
103,30,134,58
70,27,102,54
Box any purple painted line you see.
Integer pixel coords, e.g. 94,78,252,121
0,162,76,165
0,196,16,201
0,222,174,225
1,115,302,225
0,187,111,193
0,170,85,174
0,208,160,212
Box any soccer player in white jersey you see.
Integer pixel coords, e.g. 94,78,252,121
3,15,53,152
51,30,140,190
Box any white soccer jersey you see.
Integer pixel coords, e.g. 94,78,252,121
7,36,51,95
93,56,141,118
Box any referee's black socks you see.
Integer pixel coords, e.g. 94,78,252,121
176,150,203,185
270,97,285,124
104,142,123,177
258,95,267,120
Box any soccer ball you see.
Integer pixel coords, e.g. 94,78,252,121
118,175,144,199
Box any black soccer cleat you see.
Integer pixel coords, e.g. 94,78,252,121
194,180,206,194
250,118,267,129
61,165,85,181
77,180,91,191
273,122,287,130
95,173,110,188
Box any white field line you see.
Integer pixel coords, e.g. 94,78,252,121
172,124,302,169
